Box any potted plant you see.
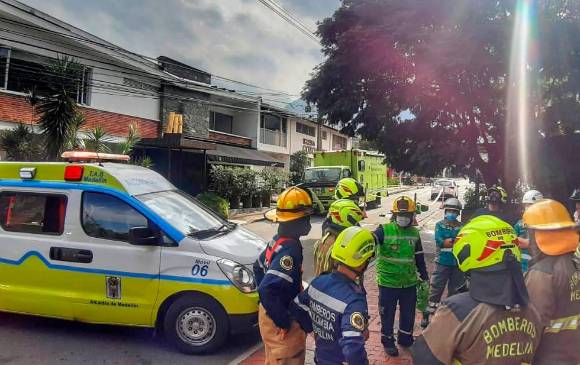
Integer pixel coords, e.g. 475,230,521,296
260,168,287,208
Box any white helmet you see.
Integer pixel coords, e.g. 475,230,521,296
522,190,544,204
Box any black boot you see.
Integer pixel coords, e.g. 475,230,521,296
382,335,399,357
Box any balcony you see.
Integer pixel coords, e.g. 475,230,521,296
209,130,252,147
260,128,287,147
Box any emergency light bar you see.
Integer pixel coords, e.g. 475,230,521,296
61,151,130,163
19,167,36,180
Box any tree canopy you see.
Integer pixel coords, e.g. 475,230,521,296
304,0,580,195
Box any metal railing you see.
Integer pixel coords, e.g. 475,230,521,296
260,128,287,147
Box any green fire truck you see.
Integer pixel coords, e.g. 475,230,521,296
302,149,389,210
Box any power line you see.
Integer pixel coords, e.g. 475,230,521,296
256,0,320,45
0,15,301,98
0,32,304,105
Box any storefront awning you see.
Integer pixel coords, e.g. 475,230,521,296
207,144,285,167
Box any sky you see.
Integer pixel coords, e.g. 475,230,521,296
21,0,340,98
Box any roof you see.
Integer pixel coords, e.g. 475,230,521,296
157,56,210,76
207,144,285,167
0,162,175,196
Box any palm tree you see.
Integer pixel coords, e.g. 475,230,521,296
0,124,43,161
86,125,113,153
64,113,86,151
36,55,83,160
118,123,141,155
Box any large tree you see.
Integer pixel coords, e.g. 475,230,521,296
304,0,580,195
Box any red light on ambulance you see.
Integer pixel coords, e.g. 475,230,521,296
64,165,84,181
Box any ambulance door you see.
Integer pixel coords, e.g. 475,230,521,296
65,190,161,326
0,189,73,318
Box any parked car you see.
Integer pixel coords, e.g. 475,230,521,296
430,179,458,200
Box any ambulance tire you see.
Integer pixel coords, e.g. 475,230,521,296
163,294,228,354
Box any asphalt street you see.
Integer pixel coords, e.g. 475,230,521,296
0,183,467,365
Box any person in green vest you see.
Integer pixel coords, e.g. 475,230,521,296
373,196,429,357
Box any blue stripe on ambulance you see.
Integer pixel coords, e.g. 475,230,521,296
0,250,231,286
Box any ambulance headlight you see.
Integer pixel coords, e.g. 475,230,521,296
217,259,256,293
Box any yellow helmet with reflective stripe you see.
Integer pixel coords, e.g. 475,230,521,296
453,215,520,272
328,199,365,228
265,186,313,222
391,196,416,213
335,178,364,200
331,226,375,268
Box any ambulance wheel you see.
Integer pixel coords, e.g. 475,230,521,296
163,294,228,354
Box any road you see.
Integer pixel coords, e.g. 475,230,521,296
0,183,467,365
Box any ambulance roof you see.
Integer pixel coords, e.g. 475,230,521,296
0,162,175,196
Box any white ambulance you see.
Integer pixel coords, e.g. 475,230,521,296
0,158,264,353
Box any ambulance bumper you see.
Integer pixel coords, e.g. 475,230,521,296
229,312,259,334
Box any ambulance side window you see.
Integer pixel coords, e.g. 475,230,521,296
0,192,67,235
82,192,149,242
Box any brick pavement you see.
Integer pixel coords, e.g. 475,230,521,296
240,261,437,365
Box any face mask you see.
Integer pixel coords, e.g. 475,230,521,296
445,213,458,221
396,216,412,227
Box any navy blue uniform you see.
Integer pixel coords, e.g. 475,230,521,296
253,235,303,329
291,272,368,365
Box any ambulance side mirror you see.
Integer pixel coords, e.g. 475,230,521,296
128,226,159,246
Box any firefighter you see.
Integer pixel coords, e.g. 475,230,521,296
411,215,543,365
420,197,465,328
253,186,314,365
373,196,429,357
291,226,375,364
472,186,513,224
321,177,366,233
523,199,580,365
314,199,365,276
514,190,544,272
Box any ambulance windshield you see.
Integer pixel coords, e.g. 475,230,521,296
137,190,232,237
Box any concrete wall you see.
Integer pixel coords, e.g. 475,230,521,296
288,117,352,155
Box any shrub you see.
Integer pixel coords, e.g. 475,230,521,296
196,192,229,219
464,185,487,210
260,167,289,194
289,150,309,185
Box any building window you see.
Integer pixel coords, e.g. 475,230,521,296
0,192,67,235
0,47,91,105
260,114,287,147
322,131,327,140
209,111,234,134
82,192,149,242
296,122,316,137
332,134,347,150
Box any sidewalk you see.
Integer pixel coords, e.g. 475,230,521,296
240,260,436,365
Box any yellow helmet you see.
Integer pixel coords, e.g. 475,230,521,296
523,199,579,255
335,178,364,200
265,186,313,222
488,186,508,204
453,215,520,272
392,196,416,214
328,199,365,228
331,226,375,268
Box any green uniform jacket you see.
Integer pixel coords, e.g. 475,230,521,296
374,222,428,288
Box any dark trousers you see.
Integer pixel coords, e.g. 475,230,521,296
379,285,416,347
428,263,466,305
